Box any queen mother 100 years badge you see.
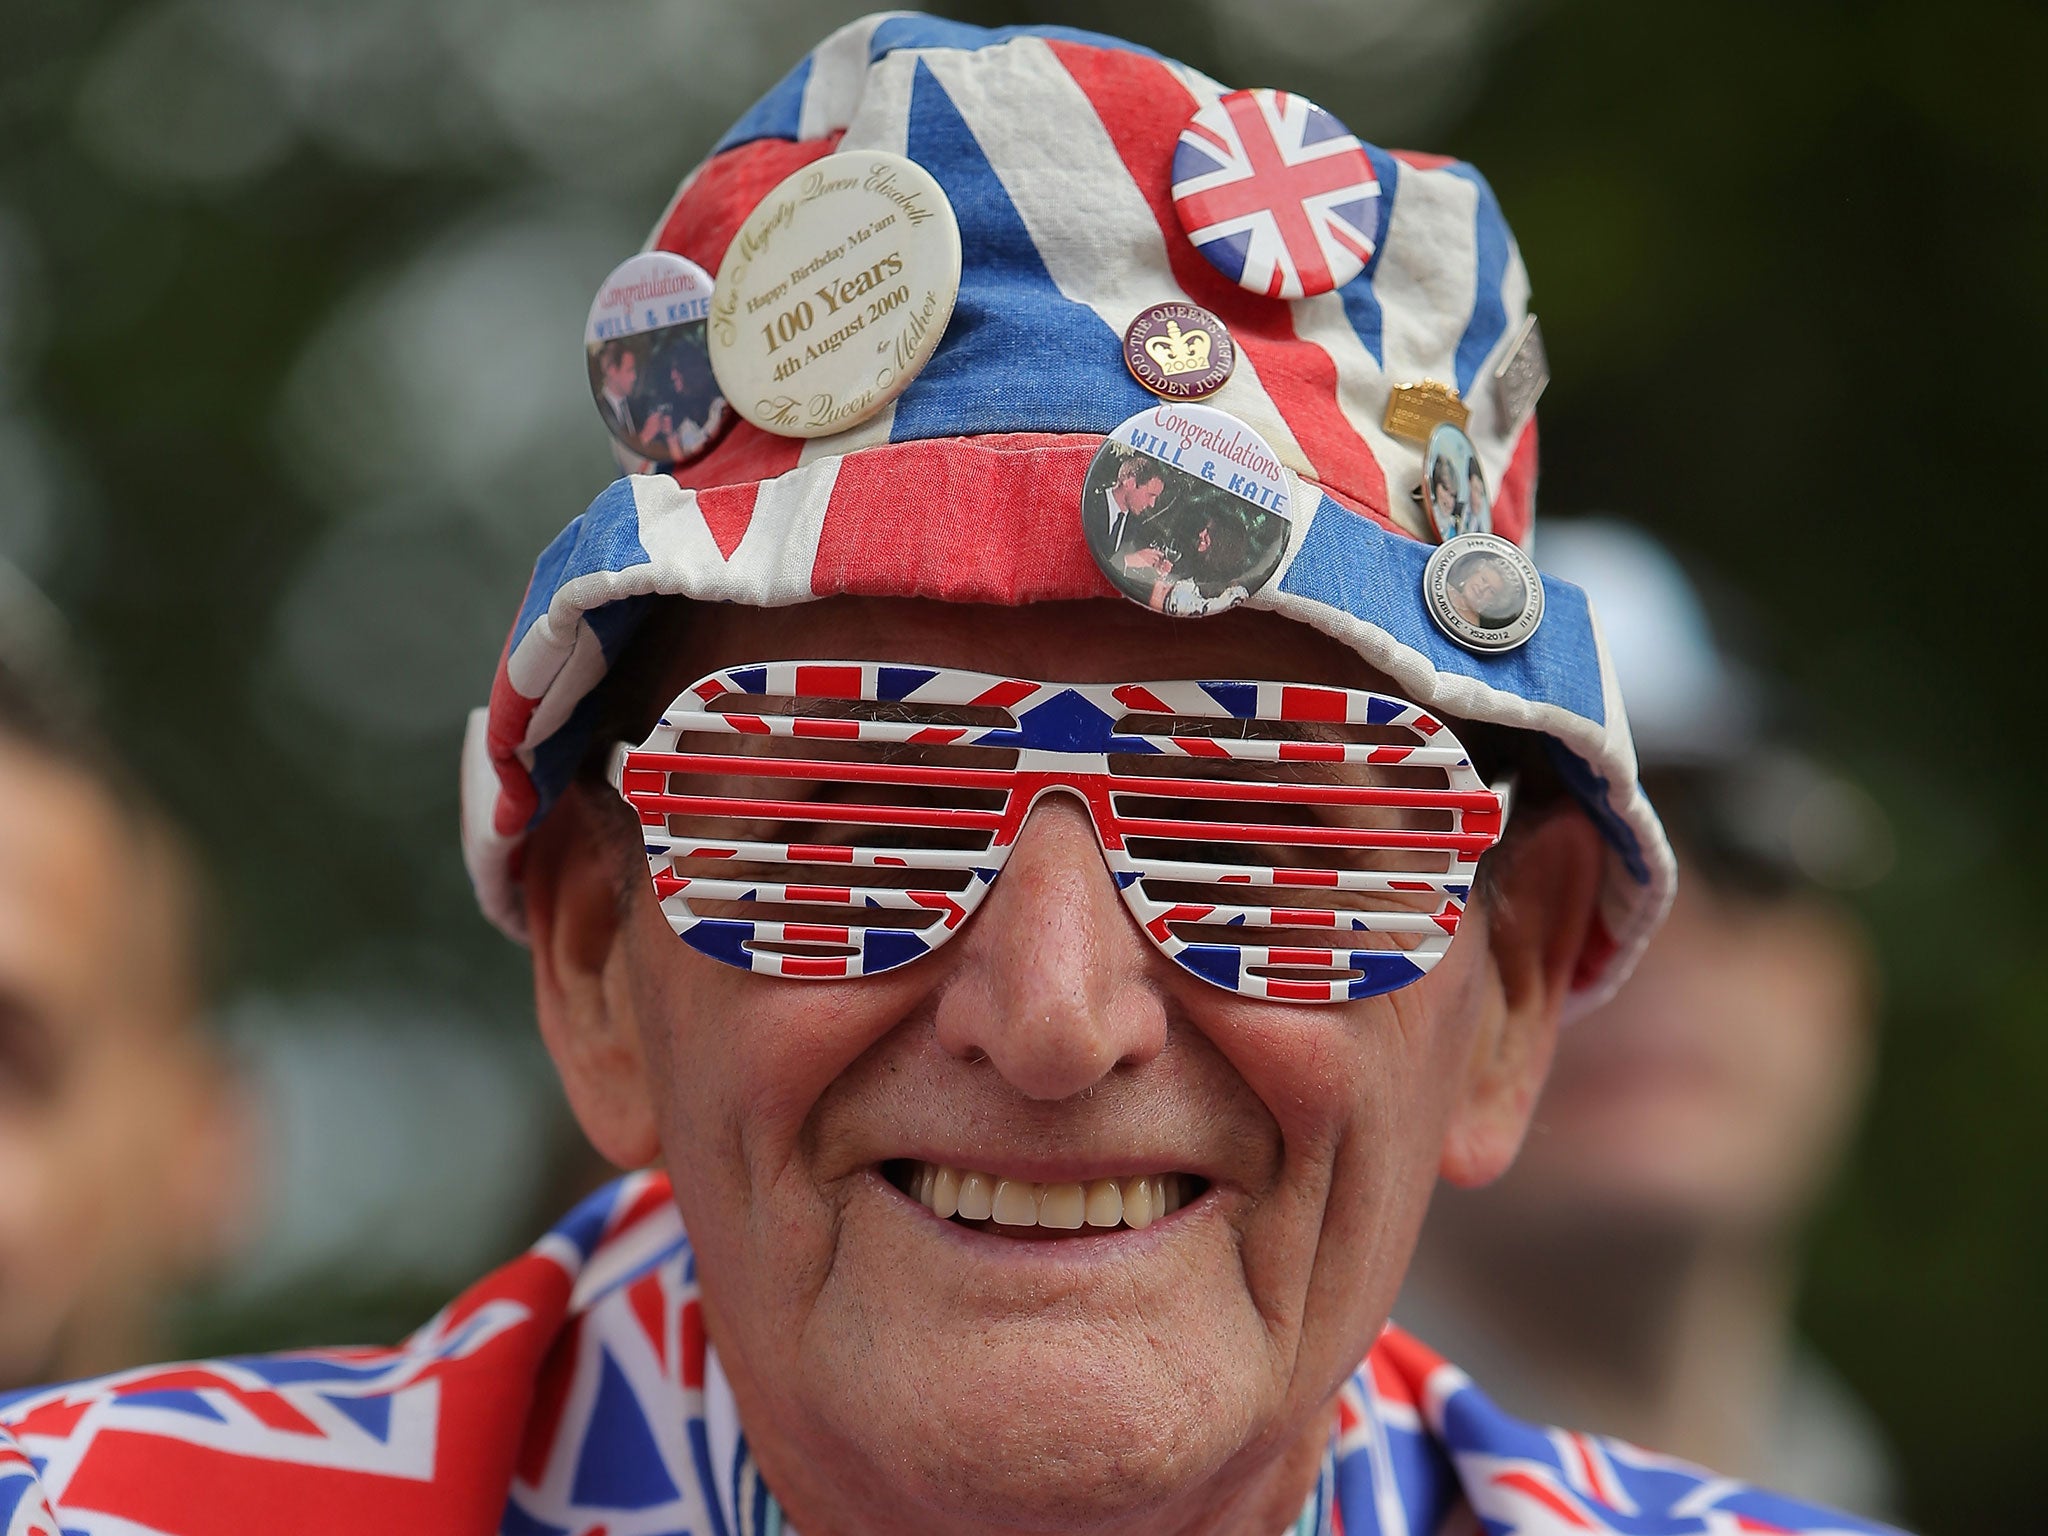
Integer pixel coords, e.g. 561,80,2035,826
708,151,962,438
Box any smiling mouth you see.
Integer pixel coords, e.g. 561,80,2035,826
885,1160,1206,1236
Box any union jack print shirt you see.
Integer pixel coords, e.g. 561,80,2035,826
0,1173,1904,1535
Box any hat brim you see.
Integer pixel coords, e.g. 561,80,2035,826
462,433,1673,1014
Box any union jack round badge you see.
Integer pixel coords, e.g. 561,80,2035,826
1171,89,1382,300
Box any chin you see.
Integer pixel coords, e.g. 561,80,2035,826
810,1318,1261,1529
902,1376,1234,1528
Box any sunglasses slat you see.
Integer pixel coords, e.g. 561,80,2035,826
1136,903,1461,936
636,751,1018,792
1120,738,1474,768
627,791,1008,832
640,834,997,871
1112,814,1495,855
653,876,976,911
661,710,1014,749
1115,857,1470,892
1104,774,1496,812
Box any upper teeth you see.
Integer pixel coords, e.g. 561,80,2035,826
905,1162,1192,1230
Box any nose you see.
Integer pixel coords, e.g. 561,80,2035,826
932,790,1168,1100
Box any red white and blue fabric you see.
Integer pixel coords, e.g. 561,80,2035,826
459,13,1675,1014
1171,89,1382,300
0,1174,1904,1535
617,664,1502,1001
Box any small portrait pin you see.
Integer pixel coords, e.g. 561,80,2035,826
1423,532,1544,654
1418,422,1492,542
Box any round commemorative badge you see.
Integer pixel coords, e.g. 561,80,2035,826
1123,301,1236,400
709,151,962,438
1083,403,1291,619
585,251,727,466
1420,421,1492,543
1171,88,1382,301
1423,532,1544,654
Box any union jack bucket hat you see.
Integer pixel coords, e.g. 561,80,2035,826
460,13,1676,1010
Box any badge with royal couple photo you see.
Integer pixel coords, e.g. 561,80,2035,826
1419,421,1492,543
1423,532,1543,654
1083,403,1291,619
709,151,962,438
1123,301,1235,400
584,251,728,466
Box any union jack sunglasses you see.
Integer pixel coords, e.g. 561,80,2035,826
607,662,1510,1003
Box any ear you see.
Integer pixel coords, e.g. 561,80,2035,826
524,783,662,1169
1439,805,1605,1187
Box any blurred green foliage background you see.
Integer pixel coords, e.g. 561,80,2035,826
1,0,2042,1528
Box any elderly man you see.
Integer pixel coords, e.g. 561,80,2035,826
0,18,1902,1535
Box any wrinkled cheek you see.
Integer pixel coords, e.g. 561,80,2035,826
1210,1037,1371,1349
634,962,903,1309
1248,978,1478,1368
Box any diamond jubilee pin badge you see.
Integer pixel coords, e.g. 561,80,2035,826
1424,533,1543,654
1171,88,1382,300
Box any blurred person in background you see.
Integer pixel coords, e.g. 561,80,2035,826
0,560,250,1389
1399,518,1900,1520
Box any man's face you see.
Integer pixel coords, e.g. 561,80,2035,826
0,746,235,1386
1122,470,1164,514
535,597,1593,1533
605,351,637,395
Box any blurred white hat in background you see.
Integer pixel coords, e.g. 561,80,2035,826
1537,517,1758,768
1538,517,1891,891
